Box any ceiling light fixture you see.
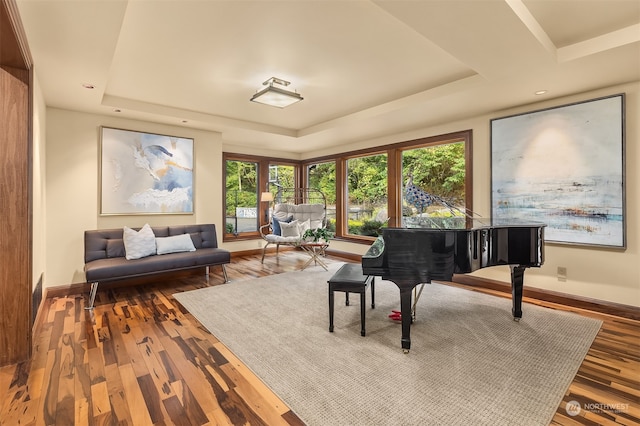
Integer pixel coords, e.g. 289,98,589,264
534,90,548,95
250,77,303,108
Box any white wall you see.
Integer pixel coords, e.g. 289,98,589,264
44,82,639,308
45,108,224,287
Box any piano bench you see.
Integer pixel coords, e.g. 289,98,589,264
328,263,375,336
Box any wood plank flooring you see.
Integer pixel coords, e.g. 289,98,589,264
1,252,638,425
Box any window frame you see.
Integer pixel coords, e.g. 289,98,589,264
302,130,473,243
223,129,472,244
341,150,389,241
222,153,300,242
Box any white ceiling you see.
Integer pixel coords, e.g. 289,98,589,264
16,0,640,154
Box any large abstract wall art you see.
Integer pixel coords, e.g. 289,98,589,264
100,127,194,215
491,94,625,248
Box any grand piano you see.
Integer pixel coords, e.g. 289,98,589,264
362,217,545,352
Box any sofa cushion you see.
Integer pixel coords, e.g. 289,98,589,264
85,224,221,263
273,203,325,230
190,233,203,248
272,215,293,236
264,234,301,244
273,209,290,221
106,239,125,258
85,247,231,282
156,234,196,255
123,224,157,260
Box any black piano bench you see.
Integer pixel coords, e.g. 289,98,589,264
328,263,375,336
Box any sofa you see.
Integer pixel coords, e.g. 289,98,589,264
84,224,230,309
259,203,326,262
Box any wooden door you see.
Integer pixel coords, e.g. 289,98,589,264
0,0,33,366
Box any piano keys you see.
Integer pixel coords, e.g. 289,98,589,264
362,218,545,352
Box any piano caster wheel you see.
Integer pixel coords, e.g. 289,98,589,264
403,349,410,354
513,317,521,322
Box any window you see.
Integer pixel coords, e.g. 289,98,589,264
225,159,259,236
346,154,387,236
223,154,299,240
401,142,467,226
268,163,296,203
224,130,471,243
307,161,336,232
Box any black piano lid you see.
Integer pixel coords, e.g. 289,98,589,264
399,217,546,230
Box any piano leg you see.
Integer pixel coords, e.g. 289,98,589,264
390,279,429,353
399,286,413,353
510,265,527,321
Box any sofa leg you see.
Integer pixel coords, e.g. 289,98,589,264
205,266,210,284
86,282,99,310
222,264,229,283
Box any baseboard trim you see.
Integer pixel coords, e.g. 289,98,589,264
452,274,640,321
229,246,359,261
45,267,212,299
32,273,43,327
230,247,295,258
31,274,47,338
47,282,87,299
325,248,361,262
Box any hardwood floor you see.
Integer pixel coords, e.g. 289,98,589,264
1,252,638,425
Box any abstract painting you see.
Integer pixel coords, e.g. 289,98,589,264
100,127,194,215
491,94,625,248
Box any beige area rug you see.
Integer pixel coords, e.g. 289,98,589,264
174,263,602,426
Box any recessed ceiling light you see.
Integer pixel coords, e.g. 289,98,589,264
82,83,95,89
535,90,548,95
113,109,121,113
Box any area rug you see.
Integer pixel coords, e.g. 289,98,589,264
173,263,602,426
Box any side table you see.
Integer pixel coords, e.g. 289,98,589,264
299,241,329,270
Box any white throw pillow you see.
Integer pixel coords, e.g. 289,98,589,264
123,224,157,260
156,234,196,255
298,218,311,236
280,220,300,238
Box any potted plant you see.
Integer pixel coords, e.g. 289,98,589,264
302,227,333,243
